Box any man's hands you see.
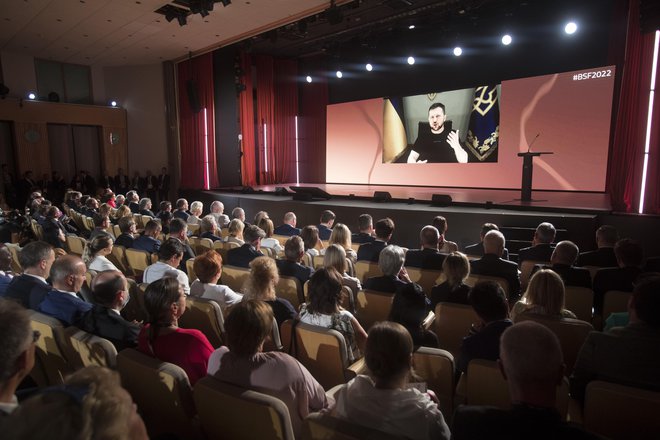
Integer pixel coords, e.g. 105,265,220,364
448,130,468,163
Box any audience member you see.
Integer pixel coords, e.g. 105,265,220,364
577,225,619,268
226,224,265,268
168,218,195,269
464,222,510,259
157,210,173,234
115,167,130,194
273,211,301,236
126,190,140,213
301,225,322,258
243,256,296,327
173,198,190,221
317,210,336,240
82,197,99,218
253,210,269,228
41,206,67,249
114,216,136,249
534,240,591,288
433,215,458,253
208,300,330,437
138,277,213,385
131,220,162,254
511,269,576,320
38,255,92,325
470,230,521,303
517,222,556,264
258,218,284,254
113,204,132,223
190,250,243,310
351,213,376,244
224,218,245,246
199,215,222,241
431,251,471,307
88,214,112,241
389,282,438,348
77,271,139,351
187,201,203,225
82,235,118,272
328,223,357,263
231,206,246,224
138,197,155,218
155,200,172,218
209,200,230,228
357,217,394,262
3,241,54,309
323,244,361,303
143,238,190,295
276,236,314,286
405,225,446,270
334,321,450,440
364,245,412,293
0,245,12,296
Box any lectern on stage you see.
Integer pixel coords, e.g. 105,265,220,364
517,151,553,202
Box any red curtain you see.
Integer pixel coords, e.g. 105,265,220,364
273,59,299,183
177,53,218,189
238,52,257,187
642,32,660,214
255,55,275,184
299,74,328,183
607,0,658,212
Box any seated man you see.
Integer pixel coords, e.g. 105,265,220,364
570,274,660,404
143,238,190,295
88,214,112,241
155,200,172,218
518,222,556,264
169,218,195,270
77,270,140,351
405,225,447,270
364,245,412,294
464,222,510,260
209,201,230,228
470,230,521,303
114,216,136,249
138,197,155,218
173,198,190,221
276,236,314,286
317,210,336,241
82,197,99,218
38,255,92,325
125,191,140,214
199,215,223,241
578,225,619,268
3,241,54,310
351,213,376,244
273,212,301,237
357,217,394,263
432,215,458,253
231,207,247,225
226,225,265,268
533,241,591,288
453,321,598,439
456,281,513,376
131,220,162,254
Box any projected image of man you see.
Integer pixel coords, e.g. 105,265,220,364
408,103,468,163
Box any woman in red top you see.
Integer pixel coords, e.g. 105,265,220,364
138,277,213,385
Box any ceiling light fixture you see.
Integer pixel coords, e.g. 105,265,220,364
453,46,462,56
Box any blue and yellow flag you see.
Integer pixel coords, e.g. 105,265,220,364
465,85,499,162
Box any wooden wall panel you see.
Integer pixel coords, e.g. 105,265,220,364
13,122,51,178
101,126,128,175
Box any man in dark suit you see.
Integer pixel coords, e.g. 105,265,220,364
138,198,155,218
464,222,510,260
357,217,394,263
453,321,598,440
405,225,447,270
157,167,170,204
533,241,592,288
317,210,336,241
169,219,195,271
577,224,619,268
2,241,54,310
114,167,130,195
517,222,556,264
77,271,140,351
125,190,140,214
173,198,190,222
351,213,376,244
592,238,645,315
82,197,99,218
114,217,137,249
470,230,521,303
364,245,412,293
276,236,314,286
38,255,92,326
274,212,301,236
131,220,162,254
200,216,223,242
227,224,265,268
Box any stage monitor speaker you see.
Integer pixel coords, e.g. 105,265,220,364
289,186,332,200
240,186,254,194
274,186,289,196
431,194,452,207
186,79,202,113
373,191,392,202
292,193,313,201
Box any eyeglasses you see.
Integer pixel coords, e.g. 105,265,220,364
32,330,41,343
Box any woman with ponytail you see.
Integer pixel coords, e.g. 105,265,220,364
82,235,118,272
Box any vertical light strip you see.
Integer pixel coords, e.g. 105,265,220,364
203,108,210,190
263,123,268,173
638,30,660,214
295,116,300,185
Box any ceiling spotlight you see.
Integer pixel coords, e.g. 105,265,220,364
564,21,577,34
407,56,415,65
365,63,373,71
336,70,343,79
110,100,117,107
502,34,512,45
453,46,462,56
408,24,415,30
306,75,312,83
27,92,36,100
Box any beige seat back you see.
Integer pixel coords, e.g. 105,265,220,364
178,296,225,348
520,260,549,290
413,347,455,420
302,412,401,440
188,223,200,236
28,310,72,386
61,326,118,369
109,244,130,274
466,274,510,297
186,257,197,282
433,302,479,357
221,264,251,292
354,261,382,283
405,267,445,297
125,248,151,277
602,290,631,321
66,235,87,256
564,286,594,322
272,234,289,247
122,278,148,322
276,276,304,309
354,289,394,331
196,237,214,254
5,243,22,273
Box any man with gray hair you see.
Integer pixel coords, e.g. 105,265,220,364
274,212,301,237
363,245,412,293
452,321,598,439
138,197,155,218
38,255,92,325
533,241,591,288
470,230,521,303
231,207,246,225
276,236,313,286
3,241,54,309
0,299,36,417
200,215,222,242
210,201,230,228
405,225,447,270
226,224,265,268
518,222,557,264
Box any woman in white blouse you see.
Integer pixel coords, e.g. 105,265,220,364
189,250,243,310
82,235,119,272
258,218,284,254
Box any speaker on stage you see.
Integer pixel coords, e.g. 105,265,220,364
431,194,452,207
274,187,289,196
373,191,392,202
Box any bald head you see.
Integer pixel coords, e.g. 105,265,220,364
483,230,505,256
91,271,128,309
420,225,440,249
551,240,579,266
283,212,297,226
50,255,86,292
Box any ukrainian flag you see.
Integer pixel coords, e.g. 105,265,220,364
465,85,500,162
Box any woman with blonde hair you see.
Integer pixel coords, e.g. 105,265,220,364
224,218,245,245
323,244,361,307
328,223,357,263
431,252,471,308
243,256,296,326
82,234,118,272
187,201,203,225
511,269,577,320
114,204,132,222
258,217,284,254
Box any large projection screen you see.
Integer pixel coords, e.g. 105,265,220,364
326,66,616,191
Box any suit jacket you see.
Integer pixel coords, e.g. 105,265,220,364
0,274,13,297
276,259,313,286
131,235,161,253
592,266,643,314
226,244,262,268
470,253,521,302
534,264,592,289
404,248,446,270
77,305,140,351
464,242,510,260
456,319,513,374
273,223,301,237
351,232,375,244
173,210,190,221
42,218,67,248
128,201,140,214
200,231,223,242
577,247,617,268
518,243,555,264
3,274,51,310
38,289,93,326
363,275,408,294
317,224,333,241
357,240,387,263
139,209,155,218
114,233,134,249
158,173,170,190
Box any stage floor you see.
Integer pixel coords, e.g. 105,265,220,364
219,183,612,214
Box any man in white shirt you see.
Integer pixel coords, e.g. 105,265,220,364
143,238,190,295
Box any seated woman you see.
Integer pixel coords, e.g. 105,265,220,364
511,269,577,320
431,251,471,308
138,277,214,385
190,250,243,310
82,235,119,272
299,267,367,362
258,218,284,254
243,256,296,327
364,245,412,294
334,321,450,440
323,244,361,310
224,218,245,246
113,204,132,224
187,201,203,225
390,282,439,348
209,300,330,437
328,223,357,263
301,225,323,258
